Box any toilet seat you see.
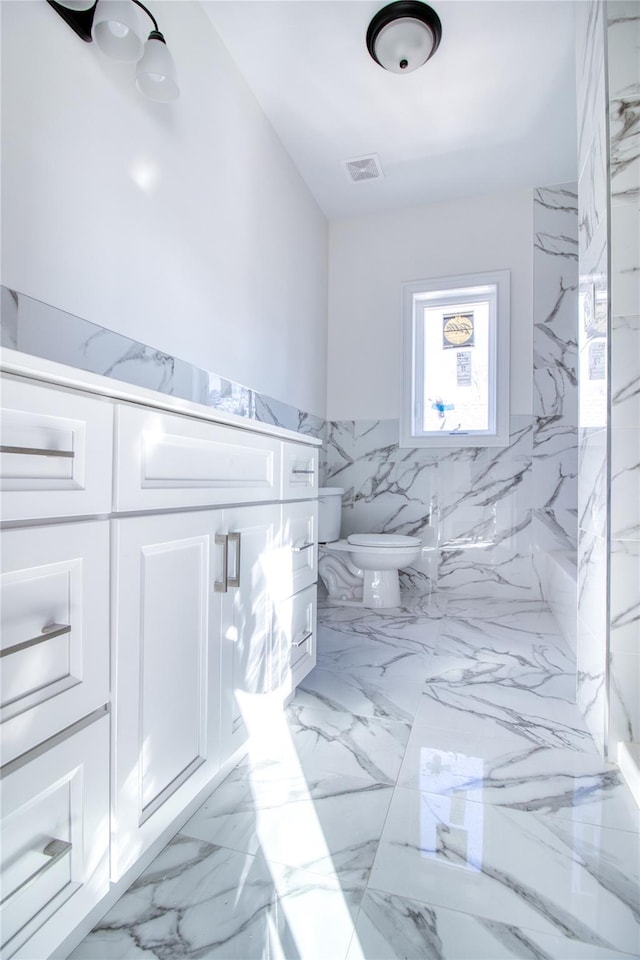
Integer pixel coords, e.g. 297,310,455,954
347,533,421,548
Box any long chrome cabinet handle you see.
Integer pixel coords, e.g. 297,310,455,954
227,532,241,589
291,468,314,475
0,838,72,907
214,534,228,593
0,623,72,659
0,445,75,458
292,542,314,553
292,631,312,648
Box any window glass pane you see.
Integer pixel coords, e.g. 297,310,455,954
421,299,491,433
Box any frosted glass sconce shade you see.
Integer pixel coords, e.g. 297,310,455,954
136,33,179,101
91,0,145,61
367,1,442,73
47,0,180,99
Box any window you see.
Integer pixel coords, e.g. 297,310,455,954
400,270,510,447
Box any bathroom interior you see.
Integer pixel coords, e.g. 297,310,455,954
0,0,639,957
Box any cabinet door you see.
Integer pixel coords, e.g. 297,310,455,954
112,511,223,880
219,503,280,764
0,712,109,960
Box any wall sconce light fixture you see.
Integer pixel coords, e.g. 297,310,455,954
46,0,179,101
366,1,442,74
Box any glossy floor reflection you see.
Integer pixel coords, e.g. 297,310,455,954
71,594,640,959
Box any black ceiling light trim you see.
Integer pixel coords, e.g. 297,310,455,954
46,1,97,42
366,1,442,74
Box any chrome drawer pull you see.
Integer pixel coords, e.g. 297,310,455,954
291,468,314,475
292,631,312,648
0,838,72,907
292,542,314,553
214,534,228,593
0,623,72,659
227,532,241,589
0,445,74,459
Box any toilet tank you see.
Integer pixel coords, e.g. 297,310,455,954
318,487,344,543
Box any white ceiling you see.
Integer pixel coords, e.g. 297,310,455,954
202,0,577,219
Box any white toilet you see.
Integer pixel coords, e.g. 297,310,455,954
317,487,423,608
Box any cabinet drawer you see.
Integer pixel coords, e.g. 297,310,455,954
0,376,113,521
282,442,318,500
275,584,317,697
115,405,282,511
1,522,110,764
0,712,110,960
281,500,318,598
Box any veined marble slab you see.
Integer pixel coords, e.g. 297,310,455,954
368,786,640,955
0,285,325,440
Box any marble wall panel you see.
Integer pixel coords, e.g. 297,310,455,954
577,524,609,755
0,286,325,441
607,0,640,759
576,618,608,756
325,416,533,599
532,184,579,573
577,426,609,538
610,539,640,657
575,0,610,758
611,314,640,428
575,0,608,173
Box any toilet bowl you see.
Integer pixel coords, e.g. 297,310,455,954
317,487,423,608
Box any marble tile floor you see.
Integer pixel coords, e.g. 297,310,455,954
71,594,640,960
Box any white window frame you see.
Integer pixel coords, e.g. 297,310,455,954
400,270,510,448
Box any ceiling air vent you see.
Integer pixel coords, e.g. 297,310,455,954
343,153,384,183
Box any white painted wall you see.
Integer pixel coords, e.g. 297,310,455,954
327,189,533,420
1,1,327,417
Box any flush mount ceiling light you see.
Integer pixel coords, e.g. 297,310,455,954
366,0,442,74
46,0,179,100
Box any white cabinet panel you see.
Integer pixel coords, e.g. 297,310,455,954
1,522,110,764
219,503,280,764
274,584,317,699
281,500,319,599
0,713,110,960
0,378,113,521
114,405,281,511
112,512,222,880
281,442,318,500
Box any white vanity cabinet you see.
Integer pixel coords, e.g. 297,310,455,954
111,510,224,880
1,520,110,765
0,712,110,960
274,500,319,698
0,375,113,522
0,358,320,960
110,419,317,877
114,404,281,511
112,500,291,873
218,502,281,764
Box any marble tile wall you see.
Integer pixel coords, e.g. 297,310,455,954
531,184,579,608
325,416,535,599
0,286,326,440
575,0,610,757
607,1,640,758
326,184,579,603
